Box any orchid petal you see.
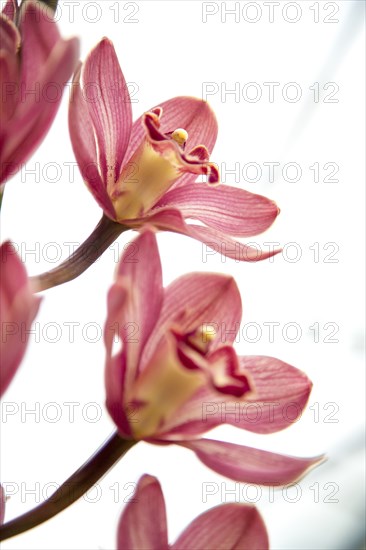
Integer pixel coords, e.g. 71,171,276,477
140,272,241,371
180,439,323,485
155,183,280,237
172,503,269,550
82,38,132,187
105,231,163,422
0,242,41,396
18,0,60,87
69,64,116,219
1,35,79,183
105,346,132,439
124,97,218,169
0,1,79,184
0,16,20,125
0,50,20,123
0,241,28,302
0,13,20,53
139,207,279,261
237,355,313,433
117,475,168,550
1,13,79,183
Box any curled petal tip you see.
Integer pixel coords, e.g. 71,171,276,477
207,163,220,185
151,106,163,118
188,145,210,162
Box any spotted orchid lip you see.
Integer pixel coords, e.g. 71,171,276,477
170,327,252,398
143,110,220,185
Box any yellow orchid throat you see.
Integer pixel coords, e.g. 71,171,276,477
127,334,205,440
109,109,219,222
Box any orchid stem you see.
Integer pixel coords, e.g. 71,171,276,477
0,432,135,541
30,214,128,292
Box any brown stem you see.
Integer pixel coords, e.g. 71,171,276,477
0,432,135,541
30,214,128,292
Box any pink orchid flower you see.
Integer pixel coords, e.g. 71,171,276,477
0,0,79,185
105,231,322,486
118,474,269,550
0,241,41,396
69,38,279,262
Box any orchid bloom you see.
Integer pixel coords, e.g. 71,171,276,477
0,0,79,185
69,38,279,262
105,231,322,485
117,474,269,550
0,241,41,396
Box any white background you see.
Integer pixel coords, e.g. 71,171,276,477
1,1,365,548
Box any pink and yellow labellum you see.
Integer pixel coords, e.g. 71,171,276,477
105,230,324,486
110,109,219,221
126,327,251,440
70,38,281,262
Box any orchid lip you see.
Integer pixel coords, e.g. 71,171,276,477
143,110,220,184
110,108,220,220
170,327,251,398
